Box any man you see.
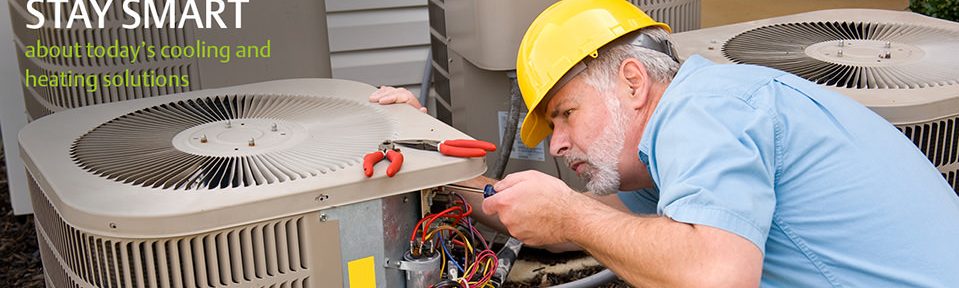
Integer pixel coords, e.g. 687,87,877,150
371,0,959,286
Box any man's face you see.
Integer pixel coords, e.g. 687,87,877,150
545,75,631,195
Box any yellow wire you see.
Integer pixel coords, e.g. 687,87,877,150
425,225,474,266
440,244,447,279
425,226,475,252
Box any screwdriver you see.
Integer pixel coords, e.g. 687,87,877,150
444,184,497,198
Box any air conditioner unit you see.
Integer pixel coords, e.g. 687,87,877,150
427,0,700,189
7,0,333,120
19,79,487,287
670,9,959,194
5,0,333,216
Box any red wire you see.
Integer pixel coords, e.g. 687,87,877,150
423,207,462,239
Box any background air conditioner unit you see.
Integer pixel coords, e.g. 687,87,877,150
671,9,959,195
427,0,701,188
19,79,486,287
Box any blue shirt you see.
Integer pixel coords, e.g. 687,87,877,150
619,55,959,287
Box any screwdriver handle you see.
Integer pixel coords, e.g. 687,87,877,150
483,184,497,198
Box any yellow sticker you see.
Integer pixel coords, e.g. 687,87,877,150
347,256,376,288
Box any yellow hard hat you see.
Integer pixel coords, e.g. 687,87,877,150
516,0,671,147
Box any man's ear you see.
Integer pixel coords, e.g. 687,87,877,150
620,58,650,110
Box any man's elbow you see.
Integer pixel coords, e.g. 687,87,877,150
678,266,761,288
680,225,763,287
671,247,762,288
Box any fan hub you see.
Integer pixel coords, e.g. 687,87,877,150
172,118,308,157
805,40,923,67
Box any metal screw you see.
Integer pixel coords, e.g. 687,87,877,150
885,41,892,48
200,135,208,143
883,50,891,59
403,196,409,203
838,40,844,47
109,223,117,229
271,123,278,132
837,49,843,57
320,214,328,222
226,120,232,128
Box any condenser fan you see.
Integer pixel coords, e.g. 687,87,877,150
71,94,394,190
722,21,959,89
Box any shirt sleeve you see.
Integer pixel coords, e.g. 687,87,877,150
647,94,779,253
618,188,659,215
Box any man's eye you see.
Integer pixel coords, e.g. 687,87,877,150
563,109,574,118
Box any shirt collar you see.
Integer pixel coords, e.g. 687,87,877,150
637,54,716,164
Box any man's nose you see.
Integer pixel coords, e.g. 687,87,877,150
549,128,570,157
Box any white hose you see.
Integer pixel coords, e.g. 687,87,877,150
550,268,618,288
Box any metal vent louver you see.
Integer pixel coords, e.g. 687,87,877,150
70,94,394,190
722,22,959,89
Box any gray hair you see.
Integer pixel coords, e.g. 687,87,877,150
581,27,680,93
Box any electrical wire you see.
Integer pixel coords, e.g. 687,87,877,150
440,234,466,273
417,192,500,287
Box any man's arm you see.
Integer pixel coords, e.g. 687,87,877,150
450,176,631,252
483,171,763,287
568,195,763,287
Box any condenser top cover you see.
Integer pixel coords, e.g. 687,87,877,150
19,79,487,238
670,9,959,124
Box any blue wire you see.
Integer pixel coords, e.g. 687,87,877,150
439,234,465,273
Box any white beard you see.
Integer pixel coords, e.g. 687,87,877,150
566,96,628,196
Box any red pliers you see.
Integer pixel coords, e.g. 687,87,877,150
363,139,496,178
393,139,497,158
363,141,404,177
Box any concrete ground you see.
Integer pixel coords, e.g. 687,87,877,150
702,0,910,27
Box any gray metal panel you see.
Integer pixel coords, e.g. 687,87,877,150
327,3,429,88
1,0,31,214
326,0,425,13
327,7,429,52
322,192,420,288
331,46,428,87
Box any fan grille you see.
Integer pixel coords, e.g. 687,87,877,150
723,22,959,89
71,94,395,190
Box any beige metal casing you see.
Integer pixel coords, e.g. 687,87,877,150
670,9,959,192
441,0,555,71
428,0,701,187
20,79,487,287
437,0,702,71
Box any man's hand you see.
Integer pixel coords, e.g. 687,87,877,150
482,170,585,246
369,86,427,113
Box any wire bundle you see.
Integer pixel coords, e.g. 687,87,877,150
410,193,498,288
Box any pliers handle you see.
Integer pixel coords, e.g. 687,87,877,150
363,142,404,177
393,139,497,158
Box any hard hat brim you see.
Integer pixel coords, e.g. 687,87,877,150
520,106,550,148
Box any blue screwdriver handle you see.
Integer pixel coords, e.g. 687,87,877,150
483,184,497,198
